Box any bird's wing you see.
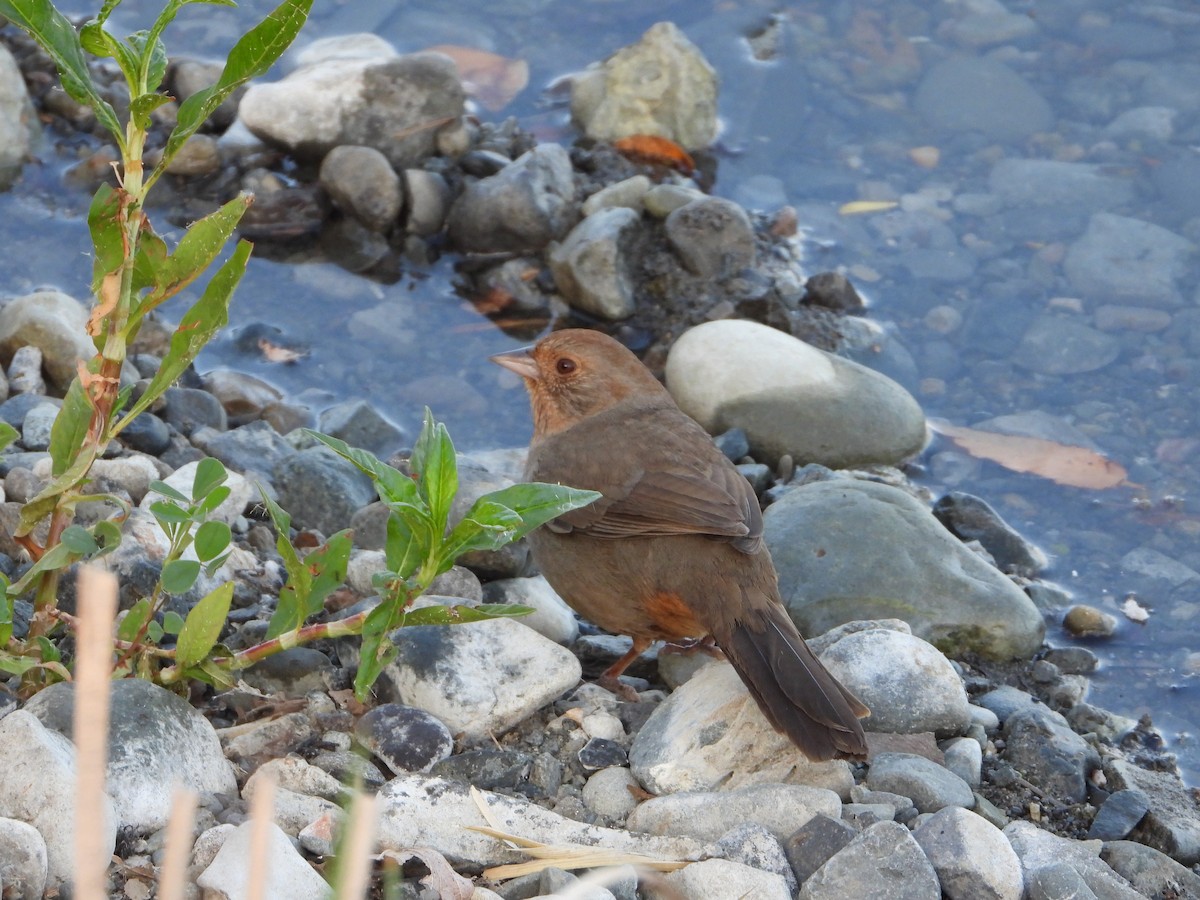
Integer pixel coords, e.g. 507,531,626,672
528,400,764,553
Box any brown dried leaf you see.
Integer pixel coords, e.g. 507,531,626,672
613,135,695,174
427,45,529,112
929,420,1129,490
257,337,307,364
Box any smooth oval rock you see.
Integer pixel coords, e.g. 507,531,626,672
549,206,640,320
665,320,927,468
764,479,1045,659
0,290,92,391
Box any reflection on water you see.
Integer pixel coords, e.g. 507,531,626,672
6,0,1199,780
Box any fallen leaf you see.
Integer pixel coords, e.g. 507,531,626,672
613,135,695,174
257,337,308,363
928,420,1129,489
380,849,473,900
426,45,529,112
909,145,940,168
1121,597,1150,623
838,200,898,215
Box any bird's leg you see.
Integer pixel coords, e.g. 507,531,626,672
659,633,726,661
597,637,651,701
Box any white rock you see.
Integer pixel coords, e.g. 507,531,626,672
485,575,580,644
582,767,641,821
653,858,790,900
376,617,581,740
0,290,92,390
33,453,162,505
1004,820,1142,899
915,807,1021,900
942,737,983,789
0,817,48,900
139,459,255,524
244,758,345,837
629,661,853,796
0,711,116,889
197,820,333,899
0,43,37,186
665,320,927,467
627,782,840,843
375,773,703,870
820,628,971,736
294,33,398,67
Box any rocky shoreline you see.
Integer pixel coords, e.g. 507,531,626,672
0,16,1197,900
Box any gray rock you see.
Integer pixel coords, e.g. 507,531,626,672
447,143,578,253
644,183,705,217
197,820,333,899
581,766,640,822
319,217,390,272
0,290,92,391
169,58,241,129
0,711,117,889
914,807,1022,900
549,207,640,320
6,344,43,395
241,648,334,697
1093,305,1172,333
942,737,983,789
163,133,220,176
1089,790,1150,841
1003,706,1099,804
18,403,57,452
219,712,316,769
933,492,1048,576
318,145,403,231
1104,758,1200,865
666,320,927,468
629,661,853,796
627,782,840,843
1012,315,1121,375
570,21,717,151
23,679,237,832
1100,840,1200,899
821,626,970,736
989,159,1136,212
1028,862,1100,900
0,43,36,187
401,168,451,236
540,867,616,900
366,617,581,740
764,480,1044,659
657,858,790,900
317,399,406,457
1106,106,1177,141
783,813,857,883
1064,213,1194,308
481,575,579,644
117,411,171,456
201,369,284,423
273,446,376,535
376,773,703,870
914,56,1051,141
0,816,47,900
1004,821,1142,899
582,175,652,216
161,386,228,435
190,419,296,479
800,820,940,900
239,49,464,170
0,393,59,430
431,749,534,791
1120,547,1200,590
664,197,756,278
867,753,974,813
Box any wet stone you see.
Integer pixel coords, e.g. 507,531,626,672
430,749,534,791
318,145,402,232
933,491,1047,577
1088,790,1150,841
1012,315,1120,375
317,399,406,457
1042,647,1099,675
1063,605,1118,639
664,197,756,279
354,703,453,775
804,272,865,313
914,57,1051,142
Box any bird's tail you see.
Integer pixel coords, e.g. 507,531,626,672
717,600,869,762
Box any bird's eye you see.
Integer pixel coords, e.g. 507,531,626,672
555,357,577,375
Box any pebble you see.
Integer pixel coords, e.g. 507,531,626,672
712,824,800,896
0,817,47,899
570,22,717,150
190,419,296,480
783,813,857,883
665,320,927,468
581,766,640,821
318,145,403,232
627,782,841,843
657,858,789,900
18,402,57,452
0,43,36,187
866,752,975,813
799,820,940,900
914,806,1022,900
1012,315,1121,375
549,207,640,320
163,133,220,176
1063,604,1118,638
160,386,228,435
1064,213,1193,308
1002,706,1099,804
401,168,451,236
664,197,757,279
6,344,44,395
581,175,651,216
933,491,1048,576
197,820,333,899
0,290,92,390
201,369,284,423
1005,821,1143,899
430,749,533,791
1104,759,1200,865
988,159,1135,213
273,446,376,535
1100,840,1200,898
480,574,579,644
316,399,405,457
117,411,172,456
1088,789,1150,841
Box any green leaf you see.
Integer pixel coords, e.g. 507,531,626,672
91,519,123,558
304,431,416,506
133,195,253,315
194,484,232,517
147,619,164,642
6,535,80,597
17,445,98,536
187,656,236,690
0,581,12,646
0,0,125,147
266,529,351,638
161,559,201,594
149,480,189,503
194,521,231,563
411,408,457,538
354,601,399,701
151,0,313,188
87,184,124,300
59,525,98,555
132,228,169,296
115,239,251,432
162,610,185,634
192,457,228,500
129,91,173,130
437,500,522,569
149,499,191,526
175,582,233,668
0,421,19,452
399,603,533,627
384,512,425,582
37,636,60,662
127,29,167,93
117,598,153,643
50,374,93,477
478,482,602,542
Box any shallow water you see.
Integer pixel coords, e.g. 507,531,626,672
10,0,1200,781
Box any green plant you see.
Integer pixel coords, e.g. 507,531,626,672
0,0,311,679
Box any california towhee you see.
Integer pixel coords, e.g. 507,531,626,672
491,329,869,760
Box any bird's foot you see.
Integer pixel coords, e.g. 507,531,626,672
597,673,643,702
659,634,725,661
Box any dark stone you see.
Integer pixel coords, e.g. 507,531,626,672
1003,706,1100,804
317,399,406,457
191,420,296,478
354,703,453,775
430,749,534,790
577,737,627,771
933,491,1047,576
783,813,858,883
804,272,865,313
161,387,228,436
0,393,60,428
116,412,171,456
1042,647,1099,675
713,428,750,462
1089,790,1150,841
273,446,376,536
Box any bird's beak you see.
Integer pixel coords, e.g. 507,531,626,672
489,346,540,381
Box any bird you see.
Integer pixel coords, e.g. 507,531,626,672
490,328,869,761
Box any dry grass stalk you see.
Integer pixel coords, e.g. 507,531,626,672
73,565,118,900
334,791,378,899
245,770,277,900
157,785,198,900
